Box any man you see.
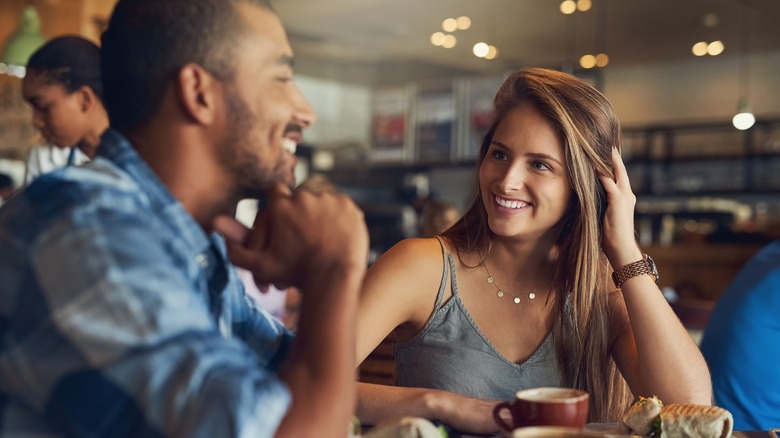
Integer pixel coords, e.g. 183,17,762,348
0,0,368,437
700,242,780,431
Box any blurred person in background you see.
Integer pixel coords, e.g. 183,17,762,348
0,0,368,437
700,242,780,431
21,35,107,184
0,173,15,206
354,68,711,434
418,198,460,238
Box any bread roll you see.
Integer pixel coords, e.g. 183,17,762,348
620,396,663,436
658,404,733,438
363,417,443,438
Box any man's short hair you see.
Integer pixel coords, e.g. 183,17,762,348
101,0,272,133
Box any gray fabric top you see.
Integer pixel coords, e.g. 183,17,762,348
394,237,563,401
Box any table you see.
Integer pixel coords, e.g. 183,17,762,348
444,429,769,437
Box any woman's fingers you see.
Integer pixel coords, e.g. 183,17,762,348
611,147,633,190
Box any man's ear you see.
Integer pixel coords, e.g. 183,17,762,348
175,63,219,125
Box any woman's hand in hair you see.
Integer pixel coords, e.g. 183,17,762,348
598,147,643,268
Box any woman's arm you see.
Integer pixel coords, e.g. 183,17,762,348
357,382,501,434
355,238,502,434
355,238,443,365
600,148,712,405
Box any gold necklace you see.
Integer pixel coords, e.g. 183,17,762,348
483,263,543,304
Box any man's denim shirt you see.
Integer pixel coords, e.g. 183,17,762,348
0,129,294,438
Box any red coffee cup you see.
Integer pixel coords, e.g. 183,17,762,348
493,387,589,432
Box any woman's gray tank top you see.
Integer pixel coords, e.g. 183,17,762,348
394,237,563,401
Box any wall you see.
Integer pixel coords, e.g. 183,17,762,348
0,0,107,160
605,50,780,127
2,0,780,154
298,48,780,152
295,75,371,148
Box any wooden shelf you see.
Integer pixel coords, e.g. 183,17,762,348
647,243,764,300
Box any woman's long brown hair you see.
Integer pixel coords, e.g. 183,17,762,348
442,68,632,421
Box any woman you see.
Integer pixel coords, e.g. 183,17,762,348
22,35,108,183
355,68,711,434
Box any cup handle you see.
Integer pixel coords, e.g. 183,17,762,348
493,401,514,432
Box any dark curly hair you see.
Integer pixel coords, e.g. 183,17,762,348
26,35,103,102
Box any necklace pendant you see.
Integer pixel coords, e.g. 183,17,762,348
497,290,504,298
529,292,536,300
513,297,521,304
486,276,494,284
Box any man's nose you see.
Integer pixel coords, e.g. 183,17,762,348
291,84,316,128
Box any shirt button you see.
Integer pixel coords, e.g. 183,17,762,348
195,253,209,268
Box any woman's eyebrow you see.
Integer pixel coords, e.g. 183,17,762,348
491,140,564,166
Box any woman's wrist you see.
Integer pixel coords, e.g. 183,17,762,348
605,241,643,269
416,388,449,422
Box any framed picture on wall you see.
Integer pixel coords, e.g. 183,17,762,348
457,74,504,162
370,85,414,163
415,81,456,164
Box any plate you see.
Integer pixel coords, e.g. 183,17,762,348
508,426,601,437
583,423,641,437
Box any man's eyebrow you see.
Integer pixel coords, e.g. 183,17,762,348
277,55,295,68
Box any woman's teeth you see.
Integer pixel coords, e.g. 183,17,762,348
496,196,528,209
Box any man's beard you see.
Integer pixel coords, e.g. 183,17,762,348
220,86,295,200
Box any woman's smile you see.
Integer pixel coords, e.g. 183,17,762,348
493,194,531,212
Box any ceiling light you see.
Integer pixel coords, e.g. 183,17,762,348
707,40,724,56
702,12,719,28
442,18,457,32
595,53,609,67
577,0,592,12
691,42,708,56
473,42,489,58
732,99,755,130
457,16,471,30
442,34,457,49
485,45,499,60
430,32,445,46
733,9,754,131
560,0,576,15
579,54,596,69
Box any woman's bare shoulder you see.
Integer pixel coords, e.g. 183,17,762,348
373,237,447,270
361,237,450,330
364,237,450,296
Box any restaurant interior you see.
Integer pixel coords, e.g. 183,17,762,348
1,0,780,385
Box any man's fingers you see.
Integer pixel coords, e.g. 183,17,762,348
224,239,280,285
213,215,250,244
267,182,293,200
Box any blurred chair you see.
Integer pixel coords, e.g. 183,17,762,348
358,335,396,385
670,296,715,345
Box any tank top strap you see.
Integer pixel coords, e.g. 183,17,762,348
432,236,454,311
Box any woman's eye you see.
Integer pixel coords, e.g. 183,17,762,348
491,150,508,160
531,161,552,171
